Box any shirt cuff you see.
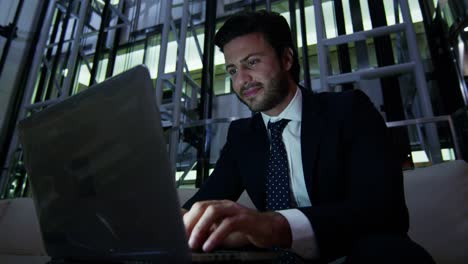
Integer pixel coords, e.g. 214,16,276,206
276,209,319,259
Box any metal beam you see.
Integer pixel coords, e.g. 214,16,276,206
399,0,442,163
196,0,217,187
61,0,90,98
89,0,111,86
105,0,127,79
0,1,56,197
169,0,190,175
45,1,73,99
313,0,329,91
288,0,298,49
333,0,352,91
349,0,369,70
265,0,271,12
386,115,462,160
298,0,311,90
0,0,24,77
155,0,172,107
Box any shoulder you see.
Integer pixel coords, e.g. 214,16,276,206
302,89,380,128
229,117,253,131
307,89,370,104
227,116,258,136
226,114,266,139
307,89,375,114
230,116,253,127
222,115,267,153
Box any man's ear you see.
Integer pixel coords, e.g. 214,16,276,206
282,48,294,71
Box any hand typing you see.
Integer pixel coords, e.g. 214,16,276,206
182,200,292,252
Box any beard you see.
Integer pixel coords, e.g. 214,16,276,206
236,72,290,113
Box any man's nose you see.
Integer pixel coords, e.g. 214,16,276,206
235,68,252,88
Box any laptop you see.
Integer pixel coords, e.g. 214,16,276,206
17,65,278,263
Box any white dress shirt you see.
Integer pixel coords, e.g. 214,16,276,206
260,88,319,259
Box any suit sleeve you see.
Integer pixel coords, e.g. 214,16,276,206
182,122,244,210
298,90,409,261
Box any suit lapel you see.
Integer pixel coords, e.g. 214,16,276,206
301,89,322,202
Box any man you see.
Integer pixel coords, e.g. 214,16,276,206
182,10,434,263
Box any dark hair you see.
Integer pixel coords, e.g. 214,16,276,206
214,10,300,84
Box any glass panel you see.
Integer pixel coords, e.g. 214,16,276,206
359,0,373,30
113,44,145,76
73,57,109,93
144,34,161,79
76,61,92,90
342,0,354,34
185,28,204,72
305,4,318,45
384,0,398,25
322,1,338,38
164,30,178,73
95,57,108,83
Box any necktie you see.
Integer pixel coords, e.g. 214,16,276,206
265,119,298,263
266,119,291,211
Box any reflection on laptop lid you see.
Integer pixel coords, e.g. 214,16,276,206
18,65,190,263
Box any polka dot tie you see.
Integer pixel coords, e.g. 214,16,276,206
266,119,298,263
266,119,291,211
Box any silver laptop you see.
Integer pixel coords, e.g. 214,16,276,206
17,65,278,263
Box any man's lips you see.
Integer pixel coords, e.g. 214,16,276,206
242,84,263,98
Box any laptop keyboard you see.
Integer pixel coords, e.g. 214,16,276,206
48,259,159,264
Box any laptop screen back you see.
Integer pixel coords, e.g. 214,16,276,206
18,65,190,263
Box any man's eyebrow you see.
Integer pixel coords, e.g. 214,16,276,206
225,63,235,71
240,52,263,63
225,52,264,71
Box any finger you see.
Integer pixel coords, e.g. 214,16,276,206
219,231,250,249
203,211,282,251
202,214,249,252
189,202,237,249
183,201,220,238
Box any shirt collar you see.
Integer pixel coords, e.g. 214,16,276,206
261,87,302,127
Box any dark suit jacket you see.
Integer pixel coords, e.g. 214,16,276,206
183,89,409,262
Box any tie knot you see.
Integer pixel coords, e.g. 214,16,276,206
267,119,290,136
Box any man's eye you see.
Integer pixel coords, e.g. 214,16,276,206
248,59,258,66
228,68,237,76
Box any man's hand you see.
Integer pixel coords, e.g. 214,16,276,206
182,200,292,252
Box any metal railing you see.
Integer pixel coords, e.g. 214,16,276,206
386,115,462,161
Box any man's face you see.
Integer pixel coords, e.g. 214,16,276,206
223,32,292,115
